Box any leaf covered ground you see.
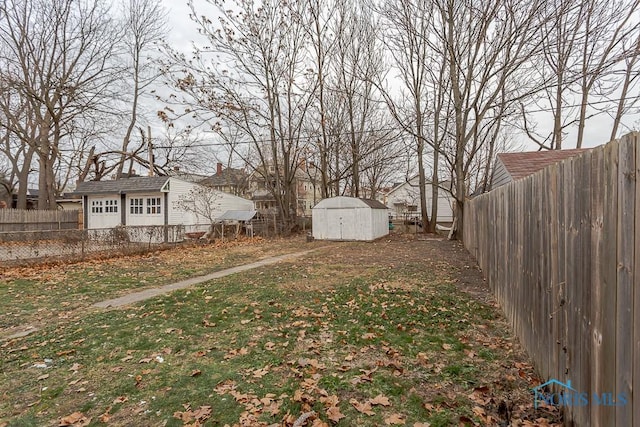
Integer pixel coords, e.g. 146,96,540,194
0,234,561,426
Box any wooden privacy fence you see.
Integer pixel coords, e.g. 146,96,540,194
0,208,79,232
464,132,640,426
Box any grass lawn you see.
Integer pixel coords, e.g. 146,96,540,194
0,235,560,426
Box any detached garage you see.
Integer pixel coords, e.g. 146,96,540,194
312,196,389,241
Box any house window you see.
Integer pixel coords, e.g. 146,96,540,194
147,197,161,214
91,200,103,214
105,199,118,213
130,198,143,214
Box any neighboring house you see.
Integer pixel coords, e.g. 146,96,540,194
166,167,209,184
200,163,250,197
385,176,455,224
491,149,590,189
12,188,39,209
247,162,321,217
312,196,389,241
72,176,254,231
56,194,83,211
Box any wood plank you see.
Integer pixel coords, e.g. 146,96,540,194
617,135,634,426
565,157,578,423
548,164,560,385
557,160,567,387
590,147,606,424
578,151,593,427
601,140,619,422
634,133,640,426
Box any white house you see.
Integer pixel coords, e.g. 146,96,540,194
385,176,454,224
73,176,254,231
312,196,389,241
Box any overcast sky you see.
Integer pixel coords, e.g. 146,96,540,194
158,0,639,152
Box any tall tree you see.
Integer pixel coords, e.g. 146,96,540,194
115,0,167,178
163,0,316,230
0,0,121,209
378,0,434,231
435,0,547,239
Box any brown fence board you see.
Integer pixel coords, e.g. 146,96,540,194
635,133,640,426
601,140,619,422
0,208,78,232
617,136,635,426
463,132,640,425
590,148,606,424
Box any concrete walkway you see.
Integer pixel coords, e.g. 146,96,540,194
93,248,320,309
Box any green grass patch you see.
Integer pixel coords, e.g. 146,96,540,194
0,237,551,426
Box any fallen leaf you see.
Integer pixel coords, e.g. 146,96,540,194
362,332,376,340
369,394,391,406
442,344,452,350
413,423,431,427
385,413,406,425
113,396,128,404
253,366,270,378
349,398,375,416
472,406,486,417
37,374,49,381
326,406,345,423
190,369,202,377
320,395,339,407
59,411,90,426
138,357,152,364
69,363,81,372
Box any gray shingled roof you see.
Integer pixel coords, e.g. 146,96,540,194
359,198,388,209
72,176,170,195
497,149,589,181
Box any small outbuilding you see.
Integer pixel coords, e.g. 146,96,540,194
312,196,389,241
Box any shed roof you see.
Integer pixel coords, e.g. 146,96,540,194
72,176,170,195
313,196,388,210
497,148,590,181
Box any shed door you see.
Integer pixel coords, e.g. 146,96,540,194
88,197,121,229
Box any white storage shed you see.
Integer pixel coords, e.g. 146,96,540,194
312,196,389,241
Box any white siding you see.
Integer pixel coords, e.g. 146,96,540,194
86,195,121,229
167,178,254,229
167,179,200,226
370,208,390,240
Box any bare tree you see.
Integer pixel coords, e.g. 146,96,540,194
162,0,316,231
378,0,434,231
435,0,548,239
609,30,640,140
115,0,167,178
174,186,222,225
0,0,122,209
333,0,385,198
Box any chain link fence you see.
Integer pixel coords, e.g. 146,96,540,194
0,225,185,266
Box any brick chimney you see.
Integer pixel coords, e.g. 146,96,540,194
217,162,223,175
